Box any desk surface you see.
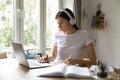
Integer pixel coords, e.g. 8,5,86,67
0,58,120,80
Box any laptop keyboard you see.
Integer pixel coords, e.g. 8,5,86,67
27,59,53,68
29,60,40,65
27,59,41,66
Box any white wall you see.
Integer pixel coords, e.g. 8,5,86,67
81,0,120,68
59,0,74,10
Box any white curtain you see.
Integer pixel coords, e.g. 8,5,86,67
74,0,81,29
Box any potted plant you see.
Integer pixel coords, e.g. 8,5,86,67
97,61,108,78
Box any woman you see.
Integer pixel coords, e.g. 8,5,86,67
38,8,97,66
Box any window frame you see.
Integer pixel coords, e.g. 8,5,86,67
14,0,24,44
14,0,60,54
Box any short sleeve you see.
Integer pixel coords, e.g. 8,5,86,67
52,33,57,47
85,32,93,46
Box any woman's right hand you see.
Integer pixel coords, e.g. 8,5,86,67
37,55,49,63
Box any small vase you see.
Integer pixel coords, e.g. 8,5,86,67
97,71,108,78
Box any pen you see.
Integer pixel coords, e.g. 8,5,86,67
66,55,72,61
64,55,72,62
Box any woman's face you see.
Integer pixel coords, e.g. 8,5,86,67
56,17,71,32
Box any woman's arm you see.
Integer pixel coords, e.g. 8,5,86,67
64,43,97,67
85,42,97,65
37,45,57,63
48,45,57,61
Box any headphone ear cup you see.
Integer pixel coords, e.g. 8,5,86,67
70,19,76,25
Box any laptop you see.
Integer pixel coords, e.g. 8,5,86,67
12,42,52,69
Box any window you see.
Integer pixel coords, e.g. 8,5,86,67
0,0,59,56
23,0,59,54
46,0,58,54
23,0,39,50
0,0,14,52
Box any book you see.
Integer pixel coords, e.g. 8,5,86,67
38,63,92,78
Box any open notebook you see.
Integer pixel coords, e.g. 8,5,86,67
38,63,92,78
12,42,52,69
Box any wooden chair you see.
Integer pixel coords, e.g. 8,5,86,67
0,52,7,59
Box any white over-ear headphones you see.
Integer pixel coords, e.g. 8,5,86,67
60,9,76,25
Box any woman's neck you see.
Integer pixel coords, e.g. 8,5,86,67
64,27,77,35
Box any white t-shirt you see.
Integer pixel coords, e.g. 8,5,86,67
53,30,93,62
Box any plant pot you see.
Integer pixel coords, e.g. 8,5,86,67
97,71,108,78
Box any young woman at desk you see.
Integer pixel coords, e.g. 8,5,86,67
38,8,97,67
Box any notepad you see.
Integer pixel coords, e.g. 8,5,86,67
38,63,92,78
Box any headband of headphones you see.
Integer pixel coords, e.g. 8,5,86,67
60,9,76,25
